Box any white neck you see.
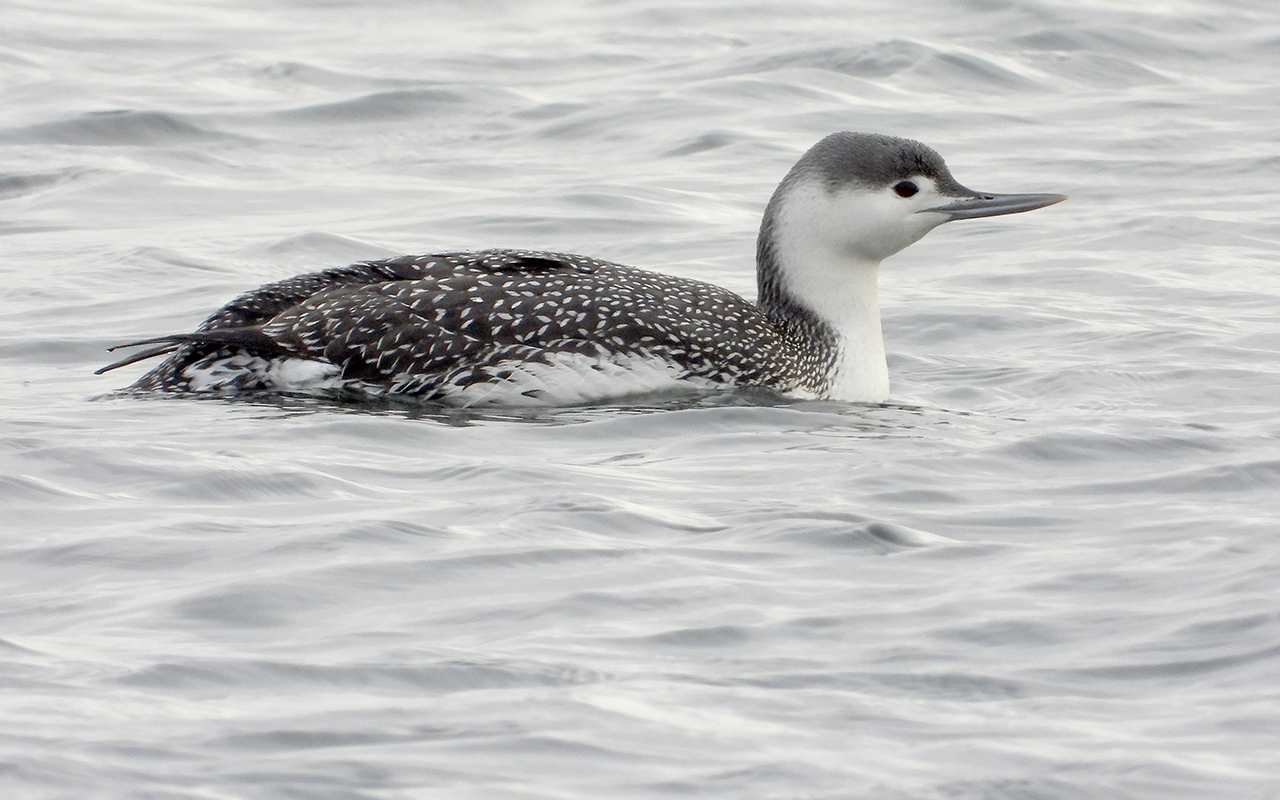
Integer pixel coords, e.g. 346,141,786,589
826,263,889,402
766,181,913,402
777,246,890,402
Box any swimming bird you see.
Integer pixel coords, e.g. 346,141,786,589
98,132,1065,405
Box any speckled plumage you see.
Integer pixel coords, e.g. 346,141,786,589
116,249,831,401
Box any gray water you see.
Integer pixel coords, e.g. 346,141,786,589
3,1,1280,798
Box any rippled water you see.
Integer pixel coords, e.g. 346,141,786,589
4,1,1280,797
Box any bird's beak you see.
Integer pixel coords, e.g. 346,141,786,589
926,192,1067,221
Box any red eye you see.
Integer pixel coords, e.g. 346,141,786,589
894,181,919,198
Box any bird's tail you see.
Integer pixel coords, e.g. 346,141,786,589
95,327,288,375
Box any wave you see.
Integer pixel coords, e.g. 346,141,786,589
268,88,473,124
0,110,234,146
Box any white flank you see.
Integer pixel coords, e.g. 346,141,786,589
183,350,713,405
182,354,344,392
441,351,718,407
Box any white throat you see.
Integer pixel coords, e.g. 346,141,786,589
775,241,889,402
767,178,949,402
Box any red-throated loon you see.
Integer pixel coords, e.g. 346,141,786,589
98,132,1065,405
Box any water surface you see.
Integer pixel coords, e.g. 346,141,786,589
3,1,1280,797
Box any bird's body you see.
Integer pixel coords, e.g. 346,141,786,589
100,132,1064,405
123,249,813,405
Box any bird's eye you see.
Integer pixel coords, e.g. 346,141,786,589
894,181,919,198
